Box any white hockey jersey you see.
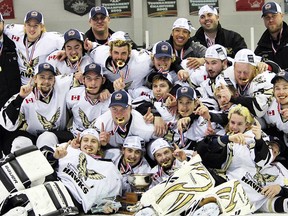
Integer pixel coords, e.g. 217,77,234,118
4,24,64,85
179,62,208,88
264,98,288,134
222,130,274,211
93,109,155,148
46,51,93,75
56,146,122,212
223,69,275,117
90,45,152,90
0,75,73,136
66,86,110,136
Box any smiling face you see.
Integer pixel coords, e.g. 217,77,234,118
234,62,255,86
154,147,174,170
110,105,132,127
24,19,44,42
153,56,173,72
83,71,105,95
122,147,142,167
80,134,100,155
177,97,197,117
64,39,83,63
110,43,130,66
171,28,190,50
274,79,288,105
199,13,219,33
228,113,248,134
35,71,55,94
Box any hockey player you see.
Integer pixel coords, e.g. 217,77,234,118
217,48,275,117
46,28,92,77
198,104,288,213
105,136,151,194
92,90,155,149
36,62,110,147
42,128,122,214
0,62,73,153
4,10,64,85
263,70,288,168
90,31,152,92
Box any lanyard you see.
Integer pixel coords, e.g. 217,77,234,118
25,37,40,66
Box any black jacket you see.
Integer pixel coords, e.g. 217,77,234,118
0,34,21,109
255,21,288,70
192,23,247,58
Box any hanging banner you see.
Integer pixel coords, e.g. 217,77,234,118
285,0,288,14
64,0,94,16
236,0,264,11
147,0,177,17
101,0,131,18
189,0,219,15
0,0,15,19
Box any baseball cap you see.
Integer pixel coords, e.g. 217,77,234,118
152,41,173,58
36,62,56,75
271,70,288,84
80,128,99,140
205,44,227,60
215,76,236,89
172,18,195,32
234,49,261,66
24,10,44,24
0,13,4,22
123,136,144,151
199,5,218,17
109,90,132,108
83,63,103,76
261,2,282,17
149,138,172,159
64,29,84,45
89,6,109,19
176,86,197,100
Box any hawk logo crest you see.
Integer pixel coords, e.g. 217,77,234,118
77,153,105,181
78,107,96,128
37,107,61,130
18,50,39,76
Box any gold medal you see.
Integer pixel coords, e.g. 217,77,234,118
26,67,34,75
284,178,288,186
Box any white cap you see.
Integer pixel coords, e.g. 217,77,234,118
172,18,195,32
215,76,236,89
123,136,144,151
149,138,172,159
234,49,261,66
199,5,218,17
80,128,99,140
109,31,131,43
205,44,227,60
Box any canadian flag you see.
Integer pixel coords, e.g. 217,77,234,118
47,55,57,61
267,110,275,116
204,75,207,80
12,35,20,42
71,95,80,100
25,98,34,104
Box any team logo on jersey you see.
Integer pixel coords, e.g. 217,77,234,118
77,153,105,181
18,50,39,77
36,107,61,130
79,107,96,128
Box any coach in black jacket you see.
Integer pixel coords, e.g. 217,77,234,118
0,13,21,157
192,5,247,58
255,2,288,70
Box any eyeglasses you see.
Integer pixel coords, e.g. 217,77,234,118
91,15,106,22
